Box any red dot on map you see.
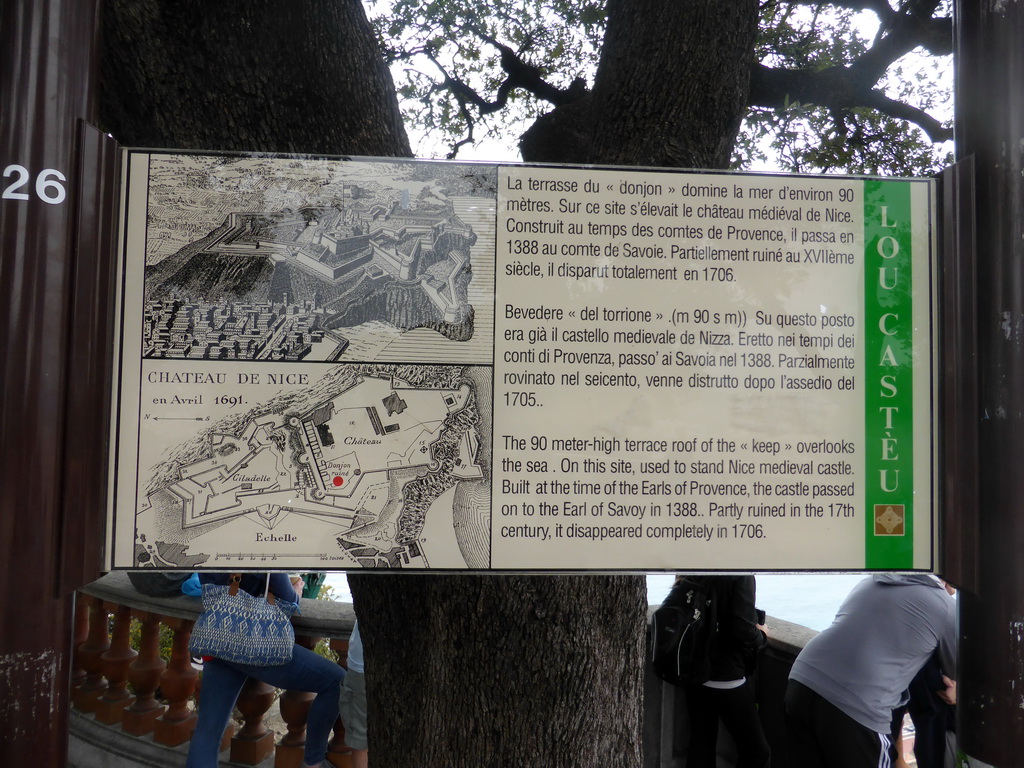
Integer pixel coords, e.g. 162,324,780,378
333,476,344,487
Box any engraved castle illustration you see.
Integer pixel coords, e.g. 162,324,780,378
143,186,477,361
134,366,490,571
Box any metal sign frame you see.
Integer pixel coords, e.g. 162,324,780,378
106,150,938,573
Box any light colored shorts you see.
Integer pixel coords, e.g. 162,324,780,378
338,670,367,750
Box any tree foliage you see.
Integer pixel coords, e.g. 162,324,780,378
367,0,953,174
368,0,604,157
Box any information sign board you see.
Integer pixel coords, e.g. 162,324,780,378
107,151,936,572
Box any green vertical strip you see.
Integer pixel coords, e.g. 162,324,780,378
863,180,915,569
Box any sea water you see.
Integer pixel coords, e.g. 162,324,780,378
323,573,864,632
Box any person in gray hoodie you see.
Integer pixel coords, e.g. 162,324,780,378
784,574,956,768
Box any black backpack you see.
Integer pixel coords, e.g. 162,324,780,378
650,576,718,685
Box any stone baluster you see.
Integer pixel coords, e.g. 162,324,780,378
70,592,91,690
231,677,277,765
122,609,167,735
95,602,139,724
72,595,110,713
275,634,319,768
326,637,351,767
153,617,199,747
275,686,315,768
69,573,359,767
326,711,350,767
329,637,349,666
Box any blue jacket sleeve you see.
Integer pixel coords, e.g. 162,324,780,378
269,572,299,604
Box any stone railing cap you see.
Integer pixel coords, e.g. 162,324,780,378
80,571,356,639
646,605,818,655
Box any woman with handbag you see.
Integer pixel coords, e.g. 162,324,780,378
185,572,346,768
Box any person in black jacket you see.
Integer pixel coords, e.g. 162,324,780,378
682,574,770,768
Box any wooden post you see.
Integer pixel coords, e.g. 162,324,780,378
954,2,1024,765
0,2,104,765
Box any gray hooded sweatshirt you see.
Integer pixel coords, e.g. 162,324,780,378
788,574,956,733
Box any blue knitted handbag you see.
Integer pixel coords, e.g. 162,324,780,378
189,574,299,666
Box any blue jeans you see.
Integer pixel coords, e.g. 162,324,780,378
185,644,345,768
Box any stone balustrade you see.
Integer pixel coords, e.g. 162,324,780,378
69,573,817,768
69,571,356,768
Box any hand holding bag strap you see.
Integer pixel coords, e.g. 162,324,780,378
224,573,278,606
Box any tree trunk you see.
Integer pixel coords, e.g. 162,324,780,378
521,0,759,170
100,2,759,766
589,0,759,169
354,2,759,766
348,574,647,767
100,0,409,155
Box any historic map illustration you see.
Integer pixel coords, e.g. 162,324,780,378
139,154,496,364
134,364,492,570
108,152,499,570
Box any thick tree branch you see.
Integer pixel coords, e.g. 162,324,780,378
859,89,951,141
785,0,895,17
776,1,951,73
749,1,952,145
410,28,589,157
414,27,584,145
852,2,950,82
471,29,579,108
909,14,952,56
750,63,951,141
